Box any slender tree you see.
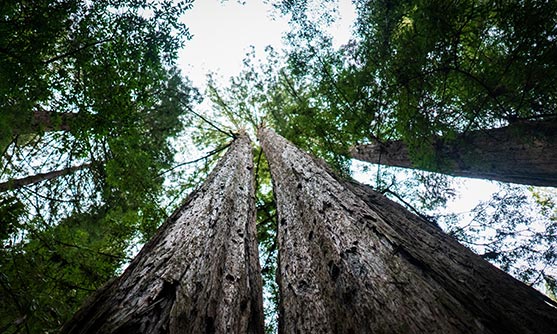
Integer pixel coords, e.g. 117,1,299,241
350,119,557,187
258,126,557,333
0,162,92,192
61,134,264,334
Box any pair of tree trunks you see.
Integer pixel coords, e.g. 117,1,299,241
63,128,557,333
350,119,557,187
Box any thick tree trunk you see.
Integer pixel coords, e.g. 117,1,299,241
0,163,92,192
258,127,557,334
350,119,557,187
61,134,264,334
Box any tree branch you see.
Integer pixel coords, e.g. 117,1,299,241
157,143,232,176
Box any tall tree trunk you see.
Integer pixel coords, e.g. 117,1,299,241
258,126,557,334
0,163,92,192
350,119,557,187
61,134,264,334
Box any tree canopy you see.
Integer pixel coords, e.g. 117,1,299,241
1,0,557,332
270,0,557,164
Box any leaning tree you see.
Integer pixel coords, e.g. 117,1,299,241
350,118,557,187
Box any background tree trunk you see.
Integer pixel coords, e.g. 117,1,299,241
259,126,557,334
350,119,557,187
29,109,77,133
0,163,92,192
61,134,264,334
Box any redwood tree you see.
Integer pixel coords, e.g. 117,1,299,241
61,134,264,334
350,119,557,187
259,126,557,333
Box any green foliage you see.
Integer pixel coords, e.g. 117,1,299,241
0,208,130,333
1,0,198,237
0,197,24,245
532,189,557,298
253,147,279,334
0,0,197,331
0,0,193,144
272,0,557,163
206,46,353,173
442,185,557,289
357,0,557,157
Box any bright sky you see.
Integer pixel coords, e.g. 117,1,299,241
178,1,288,87
178,0,357,87
351,160,500,218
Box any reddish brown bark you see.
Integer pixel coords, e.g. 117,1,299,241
259,126,557,334
350,119,557,187
61,134,264,334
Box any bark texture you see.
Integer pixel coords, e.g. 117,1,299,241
0,163,91,192
61,134,264,334
258,126,557,334
350,119,557,187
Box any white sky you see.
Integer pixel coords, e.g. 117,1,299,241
178,0,357,87
178,1,288,87
351,160,500,214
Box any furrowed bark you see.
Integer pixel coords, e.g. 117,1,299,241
350,119,557,187
61,134,264,334
0,163,92,192
258,126,557,334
